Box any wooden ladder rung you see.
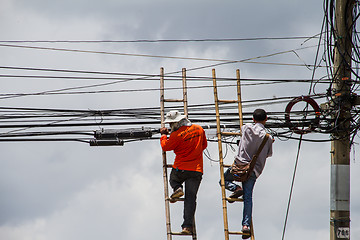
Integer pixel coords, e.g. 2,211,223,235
228,231,250,235
171,232,193,236
164,98,184,102
218,100,238,104
161,68,197,240
221,131,242,136
167,197,185,202
213,69,252,240
225,197,243,202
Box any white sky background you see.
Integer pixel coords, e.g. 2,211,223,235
0,0,359,240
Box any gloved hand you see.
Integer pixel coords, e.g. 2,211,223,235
160,127,169,135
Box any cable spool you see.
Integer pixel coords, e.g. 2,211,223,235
285,96,321,134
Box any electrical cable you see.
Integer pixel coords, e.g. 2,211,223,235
281,135,303,240
0,36,320,44
0,82,331,99
0,25,356,143
0,43,320,68
281,11,329,239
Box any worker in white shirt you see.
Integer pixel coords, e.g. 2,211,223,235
222,109,273,237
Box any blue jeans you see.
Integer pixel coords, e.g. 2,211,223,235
221,167,240,191
221,168,257,227
169,168,202,229
242,171,257,227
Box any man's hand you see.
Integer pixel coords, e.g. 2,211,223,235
160,127,169,135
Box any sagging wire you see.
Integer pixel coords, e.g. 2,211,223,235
281,6,329,239
0,36,320,44
203,125,239,165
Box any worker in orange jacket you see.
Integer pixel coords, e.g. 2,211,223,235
160,110,207,235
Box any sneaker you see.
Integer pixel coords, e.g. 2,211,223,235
228,186,243,203
181,227,192,235
170,187,184,199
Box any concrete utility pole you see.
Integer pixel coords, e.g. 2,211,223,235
330,0,355,239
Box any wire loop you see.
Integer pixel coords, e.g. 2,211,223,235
284,96,321,134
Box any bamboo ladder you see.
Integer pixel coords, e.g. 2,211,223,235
212,69,255,240
160,67,197,240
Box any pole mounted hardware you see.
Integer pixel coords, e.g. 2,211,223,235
94,128,154,139
89,128,154,146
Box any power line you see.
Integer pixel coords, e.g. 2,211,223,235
281,11,328,240
0,33,349,143
0,43,320,64
0,73,333,83
0,35,321,43
0,82,331,100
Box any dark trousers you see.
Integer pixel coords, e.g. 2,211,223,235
169,168,202,228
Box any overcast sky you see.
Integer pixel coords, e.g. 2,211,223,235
0,0,359,240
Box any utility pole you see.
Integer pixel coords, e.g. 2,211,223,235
330,0,355,239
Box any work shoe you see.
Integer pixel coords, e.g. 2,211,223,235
228,186,243,203
181,227,192,235
170,187,184,200
242,225,250,233
242,225,251,239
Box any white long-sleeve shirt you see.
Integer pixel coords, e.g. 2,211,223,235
234,123,273,178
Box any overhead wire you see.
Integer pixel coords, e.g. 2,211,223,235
0,36,320,43
0,32,339,143
0,40,327,104
0,43,317,63
0,43,321,70
281,11,328,240
0,79,331,99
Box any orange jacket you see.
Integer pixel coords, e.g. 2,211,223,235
160,124,207,173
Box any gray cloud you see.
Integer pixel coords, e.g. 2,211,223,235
0,0,358,239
